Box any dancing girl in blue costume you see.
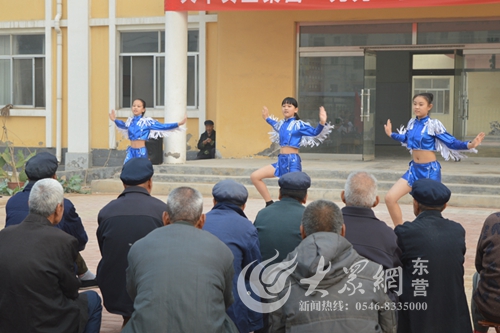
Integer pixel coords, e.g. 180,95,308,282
109,98,187,164
384,92,485,226
250,97,333,206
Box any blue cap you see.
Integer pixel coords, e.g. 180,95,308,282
25,152,58,181
212,179,248,205
120,158,154,185
278,171,311,191
410,178,451,206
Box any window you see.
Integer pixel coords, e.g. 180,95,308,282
0,34,45,107
120,30,199,109
417,21,500,45
413,77,451,114
299,23,413,47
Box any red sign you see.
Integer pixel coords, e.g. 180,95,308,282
165,0,500,12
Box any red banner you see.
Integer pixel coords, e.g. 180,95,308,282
165,0,500,12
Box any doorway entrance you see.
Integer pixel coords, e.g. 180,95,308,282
297,48,500,159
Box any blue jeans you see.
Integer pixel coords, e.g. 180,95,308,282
82,291,102,333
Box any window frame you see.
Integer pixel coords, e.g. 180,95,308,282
0,34,45,108
118,29,200,111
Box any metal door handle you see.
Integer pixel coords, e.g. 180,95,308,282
465,98,469,120
366,89,370,122
360,89,364,123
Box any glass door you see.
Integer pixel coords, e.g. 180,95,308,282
454,50,466,139
463,51,500,155
361,51,376,161
298,54,364,155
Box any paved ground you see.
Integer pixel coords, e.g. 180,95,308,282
0,192,497,332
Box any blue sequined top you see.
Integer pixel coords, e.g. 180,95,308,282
266,117,330,148
114,115,179,140
391,116,473,161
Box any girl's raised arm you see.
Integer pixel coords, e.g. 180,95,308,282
262,106,269,120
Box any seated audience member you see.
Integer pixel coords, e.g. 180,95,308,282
97,157,166,326
203,179,263,333
0,178,102,333
269,199,396,333
4,151,97,288
123,187,238,333
395,179,472,333
341,171,401,269
254,171,311,264
197,119,216,159
472,212,500,333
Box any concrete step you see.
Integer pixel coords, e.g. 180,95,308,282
91,178,500,208
91,161,500,208
109,164,500,186
138,173,500,196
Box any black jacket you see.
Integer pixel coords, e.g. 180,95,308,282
0,213,88,333
96,186,166,316
342,206,402,270
395,210,472,333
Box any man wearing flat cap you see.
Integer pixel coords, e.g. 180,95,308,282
96,157,166,326
5,151,97,288
395,178,472,333
254,171,311,265
203,179,263,333
197,119,216,159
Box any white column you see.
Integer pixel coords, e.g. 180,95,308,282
66,0,91,170
108,0,117,150
44,0,52,148
164,11,187,164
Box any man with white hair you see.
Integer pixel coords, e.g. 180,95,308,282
0,178,102,333
123,187,238,333
341,171,401,270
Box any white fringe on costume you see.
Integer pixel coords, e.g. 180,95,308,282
268,115,334,148
117,116,186,139
396,118,477,161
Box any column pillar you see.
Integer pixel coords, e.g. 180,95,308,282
164,11,187,164
66,0,91,170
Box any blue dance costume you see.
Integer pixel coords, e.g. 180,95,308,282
114,115,182,164
267,116,333,177
391,116,476,186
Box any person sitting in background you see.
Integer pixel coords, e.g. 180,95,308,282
197,120,216,159
4,151,97,288
0,178,102,333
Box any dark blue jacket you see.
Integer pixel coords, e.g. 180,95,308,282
97,186,165,317
5,181,88,251
203,202,263,333
395,210,472,333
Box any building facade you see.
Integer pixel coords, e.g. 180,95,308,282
0,0,499,168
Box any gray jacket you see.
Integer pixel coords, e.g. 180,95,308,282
269,232,397,333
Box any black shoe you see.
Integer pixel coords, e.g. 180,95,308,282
79,278,99,290
265,200,274,207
